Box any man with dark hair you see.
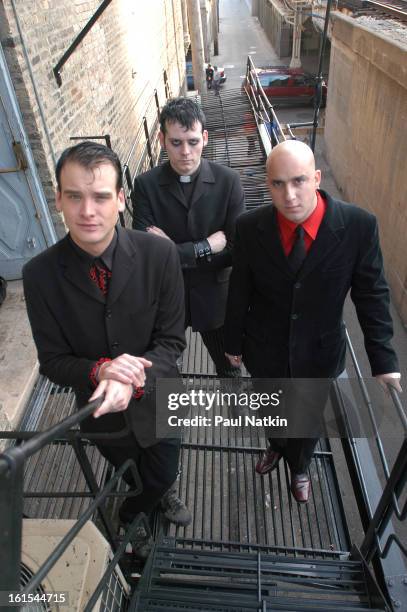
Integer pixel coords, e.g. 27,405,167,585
224,140,401,504
23,141,186,560
133,97,244,376
132,97,245,519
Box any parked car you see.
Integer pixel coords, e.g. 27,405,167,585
244,66,327,107
186,61,226,90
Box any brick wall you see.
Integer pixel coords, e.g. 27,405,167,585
0,0,186,237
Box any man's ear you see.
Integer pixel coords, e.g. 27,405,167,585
202,130,209,147
118,188,125,213
315,169,322,189
55,189,62,212
159,130,165,148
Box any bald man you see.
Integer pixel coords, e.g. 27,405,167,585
224,140,401,503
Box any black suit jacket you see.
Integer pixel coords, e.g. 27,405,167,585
23,227,186,447
132,159,245,331
224,190,398,378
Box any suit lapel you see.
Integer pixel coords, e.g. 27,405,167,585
257,193,346,280
257,206,293,277
107,226,137,306
190,159,215,209
298,194,345,280
59,236,105,303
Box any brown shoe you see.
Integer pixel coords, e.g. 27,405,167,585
290,473,310,503
255,447,281,475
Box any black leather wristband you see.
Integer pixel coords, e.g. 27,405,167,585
193,239,212,262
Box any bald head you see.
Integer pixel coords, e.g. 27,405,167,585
266,139,321,224
266,140,316,174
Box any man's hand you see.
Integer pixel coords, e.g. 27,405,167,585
375,372,402,393
90,379,133,418
225,352,242,368
147,226,172,241
207,230,226,254
99,354,152,387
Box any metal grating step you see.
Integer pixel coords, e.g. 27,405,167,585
131,545,386,611
162,445,348,556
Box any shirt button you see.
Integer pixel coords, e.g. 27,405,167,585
112,341,119,348
105,309,112,318
291,314,298,320
294,282,301,289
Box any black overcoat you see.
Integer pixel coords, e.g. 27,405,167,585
224,190,398,378
132,159,245,331
23,226,186,447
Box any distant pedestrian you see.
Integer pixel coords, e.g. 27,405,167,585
213,66,221,96
206,63,214,90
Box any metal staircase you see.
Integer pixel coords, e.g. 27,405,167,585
0,81,405,611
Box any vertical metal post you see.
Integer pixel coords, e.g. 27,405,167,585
143,117,155,169
154,90,161,123
0,456,24,602
163,70,171,100
310,0,333,152
70,436,118,552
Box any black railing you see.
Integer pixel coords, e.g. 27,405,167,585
53,0,113,86
332,330,407,607
243,56,286,150
0,397,145,607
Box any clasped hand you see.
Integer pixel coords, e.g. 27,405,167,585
90,353,152,418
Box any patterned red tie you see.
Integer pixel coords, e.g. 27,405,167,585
90,260,112,295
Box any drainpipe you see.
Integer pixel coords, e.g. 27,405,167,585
9,0,56,166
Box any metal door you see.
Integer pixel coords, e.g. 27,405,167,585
0,45,57,280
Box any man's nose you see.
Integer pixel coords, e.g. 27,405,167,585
80,198,96,216
179,142,190,156
285,183,296,201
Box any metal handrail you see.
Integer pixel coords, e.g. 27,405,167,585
0,397,143,600
341,330,406,566
244,56,286,147
53,0,113,86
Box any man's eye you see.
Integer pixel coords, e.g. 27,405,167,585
295,177,305,184
171,140,181,147
272,181,282,188
188,140,199,146
68,194,81,201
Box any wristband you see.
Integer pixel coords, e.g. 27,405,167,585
89,357,111,388
193,239,212,262
132,386,145,400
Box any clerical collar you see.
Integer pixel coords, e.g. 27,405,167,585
68,229,118,270
169,163,201,184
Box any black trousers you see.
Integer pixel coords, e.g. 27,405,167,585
200,326,241,378
97,437,180,522
268,437,318,474
253,377,332,474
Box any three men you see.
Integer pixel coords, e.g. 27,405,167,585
224,140,401,503
132,97,245,377
23,141,186,559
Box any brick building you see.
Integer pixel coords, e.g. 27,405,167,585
0,0,187,240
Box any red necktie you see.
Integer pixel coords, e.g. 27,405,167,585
90,260,112,295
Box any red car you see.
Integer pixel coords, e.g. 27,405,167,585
245,66,327,107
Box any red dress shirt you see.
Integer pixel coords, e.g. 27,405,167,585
277,191,327,256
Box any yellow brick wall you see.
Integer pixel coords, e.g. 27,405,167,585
325,14,407,325
0,0,186,236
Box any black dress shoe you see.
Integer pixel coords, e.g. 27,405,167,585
255,447,281,475
290,473,310,503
